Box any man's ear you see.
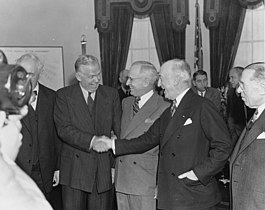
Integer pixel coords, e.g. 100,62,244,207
75,72,81,82
192,80,196,87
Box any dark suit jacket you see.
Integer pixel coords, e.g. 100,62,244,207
16,84,59,193
230,109,265,210
115,89,232,209
192,86,221,111
54,84,121,193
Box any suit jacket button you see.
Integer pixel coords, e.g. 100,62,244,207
133,161,136,164
171,172,175,176
171,153,175,157
160,152,163,156
29,144,32,147
75,154,79,158
120,159,122,163
28,160,31,164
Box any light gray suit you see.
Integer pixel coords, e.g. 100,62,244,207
230,109,265,210
115,92,170,209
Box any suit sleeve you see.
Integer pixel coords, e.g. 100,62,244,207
115,118,160,155
54,90,94,152
193,101,232,185
212,89,221,111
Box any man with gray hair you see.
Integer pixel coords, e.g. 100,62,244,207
115,61,170,210
94,58,232,209
54,54,121,210
15,54,60,206
230,62,265,210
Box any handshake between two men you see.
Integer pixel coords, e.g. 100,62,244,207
91,135,116,152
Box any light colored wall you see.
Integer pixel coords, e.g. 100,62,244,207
0,0,99,86
0,0,211,86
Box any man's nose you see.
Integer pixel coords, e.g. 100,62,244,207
158,78,161,87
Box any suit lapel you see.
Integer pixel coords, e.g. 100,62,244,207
94,85,110,135
161,89,194,148
69,84,94,129
123,93,160,138
36,84,49,135
236,110,265,156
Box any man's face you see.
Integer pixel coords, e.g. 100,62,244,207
193,74,208,92
126,65,147,97
229,69,241,88
158,65,177,100
19,61,40,89
76,64,101,92
237,69,263,108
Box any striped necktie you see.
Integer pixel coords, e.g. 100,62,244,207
171,99,177,117
246,109,259,130
133,97,140,116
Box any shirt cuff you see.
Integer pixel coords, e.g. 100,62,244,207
89,136,96,150
112,139,116,154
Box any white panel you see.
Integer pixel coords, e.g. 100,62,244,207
234,43,252,67
253,42,265,62
149,49,160,71
253,9,265,41
131,49,149,63
131,19,149,49
126,50,132,69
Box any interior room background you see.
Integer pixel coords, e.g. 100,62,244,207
0,0,264,88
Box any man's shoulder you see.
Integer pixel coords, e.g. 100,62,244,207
56,83,78,94
99,84,117,93
207,87,220,95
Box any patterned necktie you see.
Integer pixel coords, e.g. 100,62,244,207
87,92,94,113
200,92,204,97
133,97,140,116
171,99,177,117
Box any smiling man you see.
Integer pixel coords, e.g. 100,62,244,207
94,58,232,210
54,55,121,210
115,61,169,210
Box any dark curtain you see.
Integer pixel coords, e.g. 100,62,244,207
150,4,186,64
209,0,246,88
99,6,134,88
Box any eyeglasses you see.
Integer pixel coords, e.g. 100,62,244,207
127,76,142,82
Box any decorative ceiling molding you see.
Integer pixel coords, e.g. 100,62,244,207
95,0,189,32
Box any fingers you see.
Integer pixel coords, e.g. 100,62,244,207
92,135,112,152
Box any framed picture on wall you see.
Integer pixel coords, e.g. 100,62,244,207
0,46,65,90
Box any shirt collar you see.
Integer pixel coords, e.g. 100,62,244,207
79,83,96,101
33,83,39,95
174,88,190,107
138,90,154,109
256,102,265,119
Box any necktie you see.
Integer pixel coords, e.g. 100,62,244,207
87,92,94,113
171,99,177,117
133,97,140,116
246,109,259,131
200,92,204,97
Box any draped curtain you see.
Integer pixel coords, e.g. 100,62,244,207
98,6,133,87
209,0,246,88
150,4,186,64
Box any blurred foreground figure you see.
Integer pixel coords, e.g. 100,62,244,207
0,64,52,210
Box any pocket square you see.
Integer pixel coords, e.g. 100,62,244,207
145,118,155,124
257,132,265,139
184,118,192,126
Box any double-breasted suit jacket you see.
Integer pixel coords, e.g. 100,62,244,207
54,84,121,193
230,109,265,210
115,89,232,210
115,92,170,196
16,84,59,193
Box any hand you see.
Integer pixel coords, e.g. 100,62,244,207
0,111,24,161
92,136,113,152
178,170,198,181
52,170,60,187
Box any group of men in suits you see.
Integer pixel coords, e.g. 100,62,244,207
12,51,265,210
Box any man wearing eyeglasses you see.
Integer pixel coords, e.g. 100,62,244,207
115,61,170,210
54,55,121,210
